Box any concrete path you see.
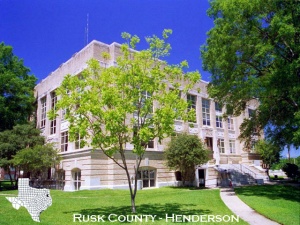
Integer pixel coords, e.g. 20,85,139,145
220,188,280,225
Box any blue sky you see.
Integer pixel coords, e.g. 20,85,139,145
0,0,299,157
0,0,213,81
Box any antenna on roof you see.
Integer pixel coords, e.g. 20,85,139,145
85,13,89,46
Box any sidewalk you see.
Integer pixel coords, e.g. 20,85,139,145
220,188,279,225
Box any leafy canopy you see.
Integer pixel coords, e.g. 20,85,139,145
12,143,61,178
201,0,300,149
255,140,280,168
0,43,37,131
0,123,45,169
165,133,209,184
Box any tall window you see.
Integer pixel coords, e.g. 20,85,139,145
73,170,81,191
218,139,225,153
216,115,223,128
202,99,210,126
187,94,196,122
229,140,235,154
75,133,85,150
50,91,57,134
228,118,234,130
137,168,156,188
215,102,222,112
40,97,47,128
61,131,68,152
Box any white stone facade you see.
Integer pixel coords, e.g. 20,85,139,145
34,40,261,191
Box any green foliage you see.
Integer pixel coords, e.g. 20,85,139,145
255,140,280,168
271,156,300,170
0,123,45,169
12,143,60,178
201,0,300,149
0,43,37,131
164,133,209,185
50,30,200,212
282,163,299,180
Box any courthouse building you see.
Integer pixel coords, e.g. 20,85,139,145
34,40,262,191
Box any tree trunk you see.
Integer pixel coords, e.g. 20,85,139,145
131,195,136,213
124,166,137,213
7,167,13,186
266,168,270,180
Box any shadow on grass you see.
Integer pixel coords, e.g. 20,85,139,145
235,184,300,203
64,203,212,223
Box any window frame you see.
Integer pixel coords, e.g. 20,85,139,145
227,118,234,130
216,115,223,128
218,138,225,153
61,131,69,152
137,168,156,188
202,98,211,126
50,91,57,134
229,140,236,154
40,97,47,128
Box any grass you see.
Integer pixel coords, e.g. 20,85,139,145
235,185,300,225
0,187,247,225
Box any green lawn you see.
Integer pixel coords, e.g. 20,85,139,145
0,187,247,225
235,185,300,225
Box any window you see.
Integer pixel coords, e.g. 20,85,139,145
218,139,225,153
187,94,197,122
215,102,222,112
61,131,68,152
40,97,47,128
228,118,234,130
50,91,57,134
137,168,156,188
75,133,85,150
202,99,210,126
229,140,236,154
187,94,196,109
216,115,223,128
50,120,57,135
73,170,81,191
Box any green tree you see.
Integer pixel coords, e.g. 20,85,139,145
201,0,300,149
50,30,200,213
255,140,280,178
282,163,299,180
0,43,37,131
164,133,209,185
12,143,60,179
271,156,300,170
0,123,44,185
